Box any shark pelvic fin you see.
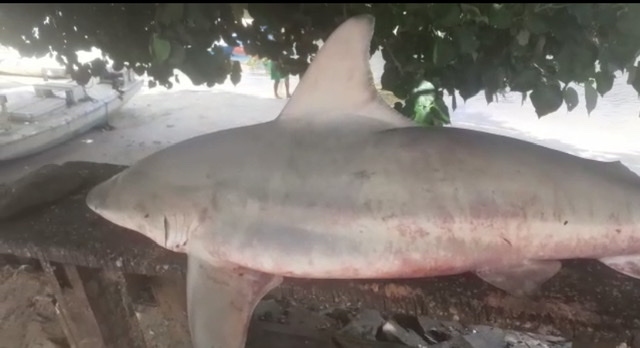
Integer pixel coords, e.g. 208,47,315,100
599,254,640,279
475,260,562,297
186,253,282,348
277,14,414,128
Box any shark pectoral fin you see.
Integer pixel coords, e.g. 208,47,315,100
599,255,640,279
474,260,562,297
187,254,283,348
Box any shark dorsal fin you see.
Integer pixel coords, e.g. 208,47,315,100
276,14,414,127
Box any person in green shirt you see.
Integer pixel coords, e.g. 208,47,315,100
266,58,291,99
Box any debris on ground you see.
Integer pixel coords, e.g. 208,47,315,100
0,261,576,348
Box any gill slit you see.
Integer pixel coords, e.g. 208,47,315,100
163,215,170,249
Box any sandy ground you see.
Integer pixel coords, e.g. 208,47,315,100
0,264,67,348
0,53,639,347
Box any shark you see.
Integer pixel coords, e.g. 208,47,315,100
86,14,640,348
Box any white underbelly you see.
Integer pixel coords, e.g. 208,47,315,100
208,203,640,280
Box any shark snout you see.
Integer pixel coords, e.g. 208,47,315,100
86,178,114,213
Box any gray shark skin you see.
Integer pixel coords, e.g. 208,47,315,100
86,15,640,348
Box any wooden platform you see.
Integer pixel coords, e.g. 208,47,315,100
0,161,639,347
0,162,185,276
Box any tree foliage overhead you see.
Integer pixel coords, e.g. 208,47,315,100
2,3,640,119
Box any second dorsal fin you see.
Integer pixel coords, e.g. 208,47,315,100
276,14,414,127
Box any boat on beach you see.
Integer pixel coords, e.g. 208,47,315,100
0,70,143,161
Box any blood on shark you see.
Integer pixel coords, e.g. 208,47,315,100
86,14,640,348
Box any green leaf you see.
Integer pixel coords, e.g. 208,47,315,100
595,71,614,96
585,80,598,115
616,5,640,37
484,89,494,104
413,94,435,125
488,4,512,29
230,61,242,86
230,3,247,22
455,64,483,101
151,34,171,63
406,84,451,127
381,65,412,100
433,39,456,67
460,4,488,24
413,97,451,127
432,97,451,125
413,80,436,94
563,86,579,112
567,4,593,25
555,43,598,84
460,4,481,18
431,4,461,27
554,46,573,84
534,36,546,57
405,4,428,11
516,29,530,46
530,81,563,117
185,4,213,31
524,13,548,35
167,43,185,66
156,4,184,26
381,65,400,93
631,63,640,96
454,27,479,56
608,37,640,71
510,68,539,93
393,102,404,113
628,65,638,85
482,68,505,104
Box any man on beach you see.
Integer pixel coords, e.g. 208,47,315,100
266,58,291,99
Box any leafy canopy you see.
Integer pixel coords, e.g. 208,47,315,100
2,3,640,122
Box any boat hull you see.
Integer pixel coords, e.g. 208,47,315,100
0,79,143,161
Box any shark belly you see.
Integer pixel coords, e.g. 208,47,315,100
211,192,640,280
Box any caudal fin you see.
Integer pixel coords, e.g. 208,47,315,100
277,15,414,127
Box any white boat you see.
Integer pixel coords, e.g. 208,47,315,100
0,71,143,161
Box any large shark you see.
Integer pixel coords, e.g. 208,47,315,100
86,14,640,348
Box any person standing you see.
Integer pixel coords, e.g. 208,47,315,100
266,58,291,99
